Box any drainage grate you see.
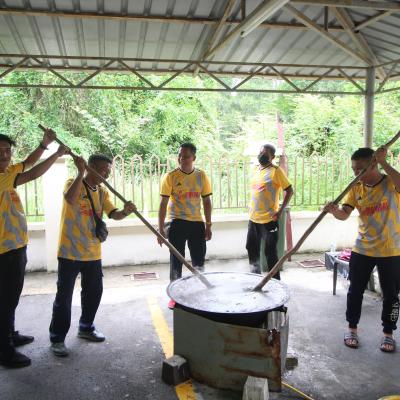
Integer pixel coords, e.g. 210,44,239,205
297,259,325,268
131,272,159,281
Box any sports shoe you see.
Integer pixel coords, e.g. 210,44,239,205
12,331,34,347
51,342,69,357
168,299,176,309
0,349,31,368
77,330,105,342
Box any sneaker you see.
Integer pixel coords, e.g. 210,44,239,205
0,349,31,368
51,342,69,357
168,299,176,310
77,330,105,342
12,331,34,347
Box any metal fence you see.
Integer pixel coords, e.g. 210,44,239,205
22,152,400,220
20,177,44,219
110,155,251,216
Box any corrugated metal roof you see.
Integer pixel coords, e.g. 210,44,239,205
0,0,399,85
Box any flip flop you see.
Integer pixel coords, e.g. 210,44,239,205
380,336,396,353
344,332,359,349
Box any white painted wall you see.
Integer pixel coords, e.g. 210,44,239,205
26,212,359,272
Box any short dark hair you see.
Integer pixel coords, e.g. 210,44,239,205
0,134,16,147
351,147,374,161
180,143,197,155
262,143,276,156
88,154,113,166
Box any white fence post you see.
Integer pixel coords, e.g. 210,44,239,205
42,145,68,272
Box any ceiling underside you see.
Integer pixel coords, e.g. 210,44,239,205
1,0,400,93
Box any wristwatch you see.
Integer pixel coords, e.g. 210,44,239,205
205,221,212,226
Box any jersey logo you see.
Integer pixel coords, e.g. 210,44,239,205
176,182,182,186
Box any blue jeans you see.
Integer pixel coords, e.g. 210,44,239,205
49,258,103,343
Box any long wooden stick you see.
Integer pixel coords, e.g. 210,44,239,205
252,129,400,292
38,124,213,289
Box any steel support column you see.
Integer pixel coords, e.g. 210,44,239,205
364,67,375,147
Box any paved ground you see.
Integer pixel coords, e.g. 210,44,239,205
1,255,399,400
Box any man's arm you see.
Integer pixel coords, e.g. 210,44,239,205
375,146,400,192
64,156,86,205
273,185,293,221
15,145,69,186
23,128,57,169
324,203,353,221
202,195,212,241
109,201,136,220
157,196,169,246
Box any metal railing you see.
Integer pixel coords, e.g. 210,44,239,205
22,152,400,220
20,177,44,219
111,155,252,215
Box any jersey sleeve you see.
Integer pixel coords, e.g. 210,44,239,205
342,186,356,209
13,163,25,173
201,171,212,197
274,167,291,190
0,163,25,192
62,178,74,194
386,175,400,194
160,173,172,197
102,188,117,217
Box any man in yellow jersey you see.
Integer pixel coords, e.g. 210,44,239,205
49,154,136,357
0,130,69,368
158,143,212,309
325,147,400,353
247,144,293,279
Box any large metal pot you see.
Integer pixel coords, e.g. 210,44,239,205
167,271,290,327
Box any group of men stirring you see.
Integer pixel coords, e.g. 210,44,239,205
0,128,399,369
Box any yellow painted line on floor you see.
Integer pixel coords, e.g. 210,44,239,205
147,297,197,400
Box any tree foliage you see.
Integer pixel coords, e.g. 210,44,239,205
1,71,400,163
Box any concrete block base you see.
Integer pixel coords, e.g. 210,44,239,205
242,376,269,400
161,355,190,386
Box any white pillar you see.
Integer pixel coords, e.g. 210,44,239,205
364,67,375,148
42,144,68,272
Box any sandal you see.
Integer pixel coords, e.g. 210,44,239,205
380,336,396,353
344,332,359,349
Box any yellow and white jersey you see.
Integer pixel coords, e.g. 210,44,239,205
0,163,28,255
249,165,291,224
160,168,212,222
58,179,117,261
343,175,400,257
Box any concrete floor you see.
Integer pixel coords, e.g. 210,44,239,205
2,255,399,400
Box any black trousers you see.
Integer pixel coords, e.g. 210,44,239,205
49,258,103,343
168,219,206,281
0,246,27,354
347,252,400,334
246,220,280,279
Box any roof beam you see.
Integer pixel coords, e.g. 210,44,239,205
291,0,400,11
331,7,386,80
0,62,368,81
0,53,368,70
284,4,371,65
194,0,236,76
0,7,344,31
206,0,290,60
353,10,393,32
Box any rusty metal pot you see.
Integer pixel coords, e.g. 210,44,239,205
167,272,290,327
